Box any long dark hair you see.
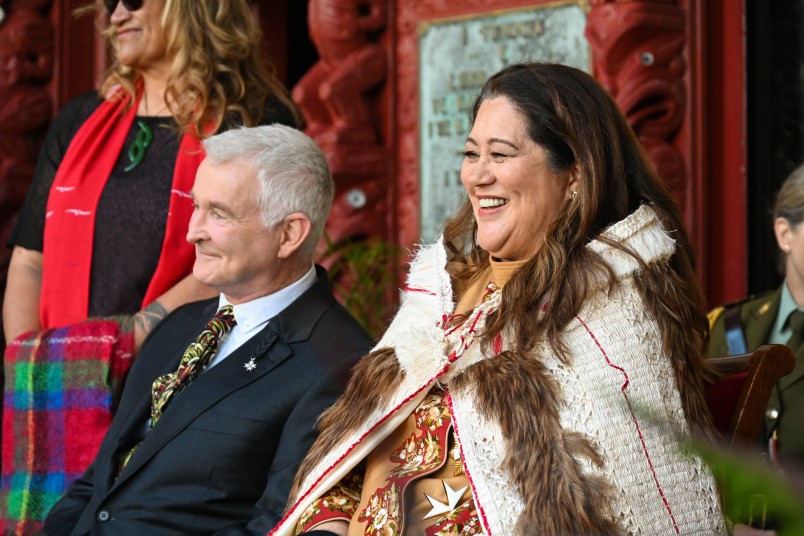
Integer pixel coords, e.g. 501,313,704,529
444,62,713,432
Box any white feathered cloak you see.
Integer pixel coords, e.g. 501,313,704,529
270,205,726,535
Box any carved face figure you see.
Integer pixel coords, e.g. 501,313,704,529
461,97,577,261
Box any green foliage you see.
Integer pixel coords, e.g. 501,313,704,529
319,234,403,339
631,400,804,533
688,440,804,534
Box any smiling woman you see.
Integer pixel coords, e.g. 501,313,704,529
269,62,727,536
108,0,170,76
461,97,578,261
1,0,300,531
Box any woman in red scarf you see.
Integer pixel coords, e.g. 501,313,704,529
4,0,299,346
1,0,299,531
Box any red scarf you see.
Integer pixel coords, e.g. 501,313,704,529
40,89,204,329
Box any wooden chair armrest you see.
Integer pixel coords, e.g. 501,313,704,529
707,344,796,445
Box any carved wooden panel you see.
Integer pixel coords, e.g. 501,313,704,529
587,0,688,212
0,0,55,339
295,0,390,254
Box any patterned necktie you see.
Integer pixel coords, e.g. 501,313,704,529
150,304,237,425
786,309,804,351
118,305,236,474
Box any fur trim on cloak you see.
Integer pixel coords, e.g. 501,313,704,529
289,346,622,534
281,206,723,536
289,347,403,501
451,350,621,535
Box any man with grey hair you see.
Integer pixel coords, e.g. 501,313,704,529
40,125,373,536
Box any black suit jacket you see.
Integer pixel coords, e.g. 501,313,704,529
42,266,372,536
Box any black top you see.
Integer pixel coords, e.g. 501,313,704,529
10,92,298,317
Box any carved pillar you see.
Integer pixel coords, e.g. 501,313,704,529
293,0,391,334
0,0,55,344
586,0,689,215
294,0,389,247
294,5,388,232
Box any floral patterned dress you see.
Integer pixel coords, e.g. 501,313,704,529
295,259,526,536
295,387,480,536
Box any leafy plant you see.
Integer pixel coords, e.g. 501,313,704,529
317,234,403,339
688,440,804,534
625,398,804,534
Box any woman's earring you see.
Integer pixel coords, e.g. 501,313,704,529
569,190,578,200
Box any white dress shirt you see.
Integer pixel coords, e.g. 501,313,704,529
206,264,318,370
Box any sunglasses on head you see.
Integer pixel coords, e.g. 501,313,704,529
104,0,144,14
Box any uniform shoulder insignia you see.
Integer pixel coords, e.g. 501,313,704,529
707,306,725,330
710,290,777,315
707,289,777,331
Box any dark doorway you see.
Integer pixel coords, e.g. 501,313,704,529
253,0,319,91
746,0,804,295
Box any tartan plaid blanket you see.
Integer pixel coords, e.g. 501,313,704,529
1,317,134,535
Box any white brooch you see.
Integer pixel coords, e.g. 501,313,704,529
422,481,468,519
244,358,257,371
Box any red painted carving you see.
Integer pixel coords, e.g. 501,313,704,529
393,1,421,251
295,0,387,146
294,0,389,253
0,0,54,302
586,0,689,213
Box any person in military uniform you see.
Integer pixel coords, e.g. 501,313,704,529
708,163,804,468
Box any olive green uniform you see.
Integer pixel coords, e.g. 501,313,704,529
708,286,804,466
